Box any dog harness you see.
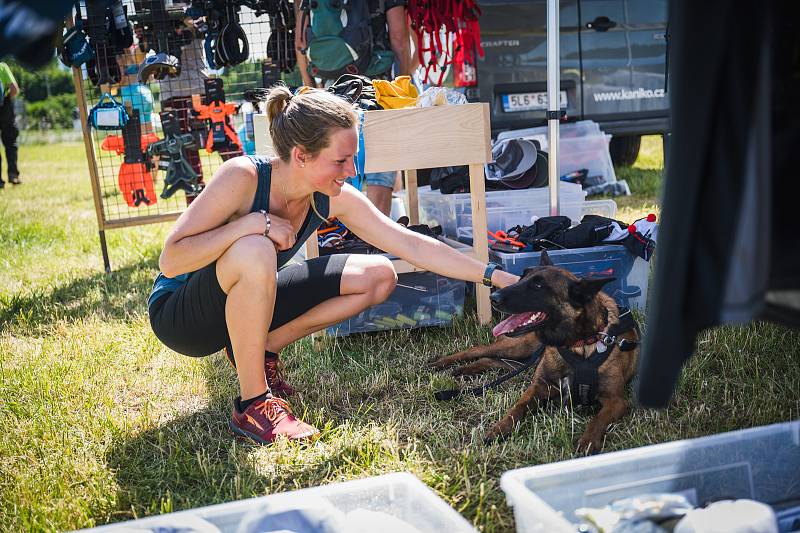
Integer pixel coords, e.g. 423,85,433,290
407,0,484,85
433,308,639,404
558,307,640,406
147,111,201,200
192,80,242,156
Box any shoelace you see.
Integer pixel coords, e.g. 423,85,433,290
257,397,292,425
265,356,288,387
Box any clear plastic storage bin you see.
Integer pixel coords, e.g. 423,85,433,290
496,120,617,185
497,120,602,144
456,202,586,242
581,199,617,219
79,472,477,533
500,421,800,533
559,136,617,185
325,239,468,336
416,183,587,240
489,245,649,310
327,270,466,336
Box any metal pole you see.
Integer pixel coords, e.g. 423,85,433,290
547,0,560,216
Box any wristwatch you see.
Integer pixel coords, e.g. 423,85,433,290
483,262,503,287
259,209,271,237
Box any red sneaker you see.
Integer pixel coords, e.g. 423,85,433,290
264,353,297,397
223,348,297,397
229,395,318,444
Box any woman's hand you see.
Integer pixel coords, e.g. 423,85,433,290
264,213,296,251
492,270,520,289
239,212,296,251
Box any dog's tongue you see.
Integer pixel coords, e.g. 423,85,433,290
492,312,536,337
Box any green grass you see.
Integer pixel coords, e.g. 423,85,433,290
1,138,799,532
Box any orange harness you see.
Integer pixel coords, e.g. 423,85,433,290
99,117,159,207
191,94,242,155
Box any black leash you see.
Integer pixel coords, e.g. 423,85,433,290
434,345,545,401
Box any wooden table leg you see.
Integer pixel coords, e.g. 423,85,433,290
468,164,491,325
404,169,419,225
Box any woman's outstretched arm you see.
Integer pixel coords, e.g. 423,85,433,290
331,184,519,288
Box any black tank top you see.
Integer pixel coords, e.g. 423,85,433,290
246,155,330,269
148,156,329,308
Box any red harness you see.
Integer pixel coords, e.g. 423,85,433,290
407,0,484,85
100,127,159,208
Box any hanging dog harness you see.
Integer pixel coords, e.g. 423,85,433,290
147,111,202,200
557,308,640,406
407,0,484,85
192,80,242,156
107,109,158,207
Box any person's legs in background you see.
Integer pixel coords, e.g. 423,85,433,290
0,97,19,186
365,170,398,216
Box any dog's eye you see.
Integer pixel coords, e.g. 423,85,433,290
529,281,543,290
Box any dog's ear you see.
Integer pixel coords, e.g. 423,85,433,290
539,250,554,266
568,277,616,305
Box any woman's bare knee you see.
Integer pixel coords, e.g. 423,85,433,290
217,235,277,293
366,256,397,304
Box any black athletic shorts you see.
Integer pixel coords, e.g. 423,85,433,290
148,254,350,357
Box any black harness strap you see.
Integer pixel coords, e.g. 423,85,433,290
559,307,640,406
434,345,545,401
602,308,641,350
557,347,612,406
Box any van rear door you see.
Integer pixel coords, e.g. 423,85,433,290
579,0,669,129
476,0,581,133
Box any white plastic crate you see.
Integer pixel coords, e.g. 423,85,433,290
500,421,800,533
78,472,477,533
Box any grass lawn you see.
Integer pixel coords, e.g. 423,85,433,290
1,137,798,532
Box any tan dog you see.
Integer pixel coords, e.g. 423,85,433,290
431,251,640,453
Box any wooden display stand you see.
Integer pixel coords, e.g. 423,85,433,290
254,103,494,325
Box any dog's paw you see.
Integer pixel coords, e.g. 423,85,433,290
450,365,475,378
427,357,453,371
576,434,604,455
483,421,512,445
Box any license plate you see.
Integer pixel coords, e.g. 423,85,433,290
502,90,568,112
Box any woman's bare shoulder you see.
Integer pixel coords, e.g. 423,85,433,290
217,155,258,180
203,156,259,193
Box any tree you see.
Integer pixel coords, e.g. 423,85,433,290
7,59,75,103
